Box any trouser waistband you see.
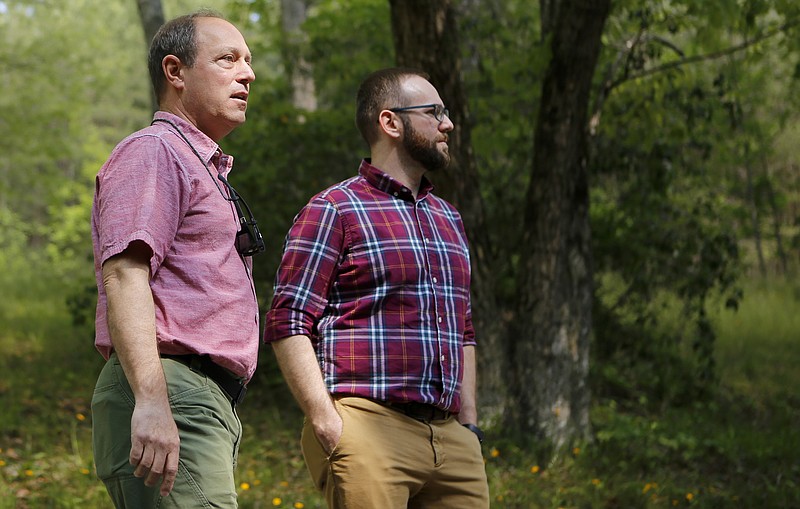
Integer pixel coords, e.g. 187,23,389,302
375,399,451,422
161,354,247,405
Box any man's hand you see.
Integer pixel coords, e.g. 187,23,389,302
129,399,180,496
313,410,343,455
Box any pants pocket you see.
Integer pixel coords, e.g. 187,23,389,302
301,418,330,491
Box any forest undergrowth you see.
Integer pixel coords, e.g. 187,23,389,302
0,278,797,508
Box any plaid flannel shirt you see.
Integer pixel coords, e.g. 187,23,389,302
264,159,475,412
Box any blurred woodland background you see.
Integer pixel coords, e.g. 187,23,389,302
1,0,798,507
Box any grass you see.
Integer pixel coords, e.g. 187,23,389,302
1,277,798,508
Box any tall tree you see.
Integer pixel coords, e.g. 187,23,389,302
280,0,318,111
508,0,610,447
135,0,164,112
388,0,507,418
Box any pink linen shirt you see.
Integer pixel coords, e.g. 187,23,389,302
92,112,259,381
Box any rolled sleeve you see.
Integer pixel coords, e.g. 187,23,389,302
264,197,344,343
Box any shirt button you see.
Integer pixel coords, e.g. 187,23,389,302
393,192,399,197
441,355,446,362
432,277,438,283
437,316,443,323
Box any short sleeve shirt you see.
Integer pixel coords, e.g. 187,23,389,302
92,112,259,380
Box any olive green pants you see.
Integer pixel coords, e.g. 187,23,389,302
91,354,242,508
302,397,490,509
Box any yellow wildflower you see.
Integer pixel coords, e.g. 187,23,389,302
280,480,289,487
294,503,304,509
272,497,282,506
240,482,250,491
531,465,540,474
80,468,90,475
25,469,34,477
490,448,500,458
686,492,694,501
76,413,86,421
0,460,5,467
591,478,601,486
573,447,581,455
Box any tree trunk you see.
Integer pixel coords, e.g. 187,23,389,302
280,0,317,112
539,0,559,41
764,163,788,275
389,0,507,420
509,0,610,450
743,147,767,277
135,0,164,113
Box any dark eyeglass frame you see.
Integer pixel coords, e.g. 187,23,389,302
388,104,450,123
217,174,265,257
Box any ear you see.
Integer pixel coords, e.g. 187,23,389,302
162,55,185,91
378,110,402,140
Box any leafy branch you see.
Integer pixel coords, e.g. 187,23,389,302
608,19,800,91
589,18,800,136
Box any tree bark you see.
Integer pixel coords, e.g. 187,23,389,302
280,0,317,112
743,146,767,278
135,0,164,113
509,0,610,449
763,163,788,275
539,0,559,41
389,0,507,420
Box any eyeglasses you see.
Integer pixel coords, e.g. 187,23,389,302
389,104,450,123
217,174,265,257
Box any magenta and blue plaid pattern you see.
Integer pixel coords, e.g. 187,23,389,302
264,160,475,412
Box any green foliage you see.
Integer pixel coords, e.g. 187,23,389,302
304,0,394,106
590,65,743,391
588,0,800,402
0,0,154,346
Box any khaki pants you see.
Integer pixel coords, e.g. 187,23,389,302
302,397,490,509
91,354,242,508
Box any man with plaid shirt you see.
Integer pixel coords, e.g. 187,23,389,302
263,67,489,508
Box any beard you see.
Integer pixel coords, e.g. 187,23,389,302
401,118,450,172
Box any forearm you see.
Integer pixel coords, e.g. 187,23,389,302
102,248,166,403
271,335,340,430
458,345,479,425
102,245,179,494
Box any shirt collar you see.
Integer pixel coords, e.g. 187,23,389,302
152,111,224,168
358,159,435,202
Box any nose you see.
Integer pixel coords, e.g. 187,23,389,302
239,60,256,83
439,113,454,132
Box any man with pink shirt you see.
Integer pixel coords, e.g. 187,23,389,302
90,10,261,508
